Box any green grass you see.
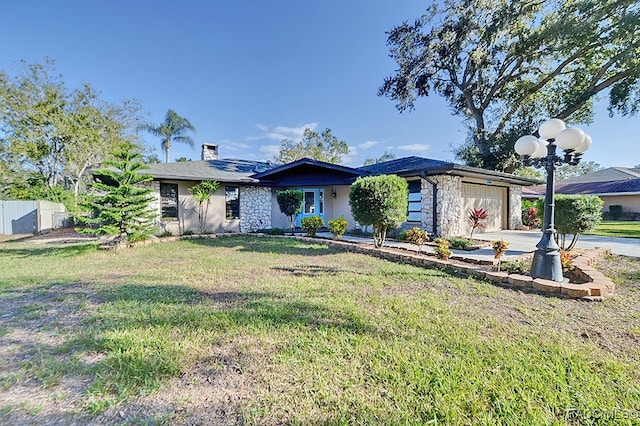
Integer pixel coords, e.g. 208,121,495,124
586,220,640,238
0,236,639,424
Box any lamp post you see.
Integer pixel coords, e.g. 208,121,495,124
514,118,592,282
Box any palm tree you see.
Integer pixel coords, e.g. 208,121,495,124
142,109,196,163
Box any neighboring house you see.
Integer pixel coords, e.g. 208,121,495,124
144,143,537,237
523,167,640,218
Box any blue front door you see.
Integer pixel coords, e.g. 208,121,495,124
295,189,325,227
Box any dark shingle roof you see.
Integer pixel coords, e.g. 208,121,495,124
559,167,640,184
523,178,640,197
144,159,275,183
357,156,452,175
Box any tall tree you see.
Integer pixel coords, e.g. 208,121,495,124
555,161,604,181
142,109,195,163
0,60,144,202
78,142,156,246
379,0,640,171
275,128,349,164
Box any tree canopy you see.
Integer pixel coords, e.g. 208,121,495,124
0,59,144,205
142,109,195,163
363,151,396,166
275,128,349,164
379,0,640,172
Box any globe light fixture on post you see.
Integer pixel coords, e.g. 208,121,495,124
514,118,591,282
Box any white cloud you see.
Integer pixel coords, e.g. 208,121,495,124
248,122,319,142
358,140,380,150
259,144,280,158
221,140,250,152
398,144,430,154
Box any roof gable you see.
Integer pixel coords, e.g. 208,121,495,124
251,158,365,186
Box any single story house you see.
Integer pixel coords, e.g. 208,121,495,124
523,167,640,218
143,143,537,237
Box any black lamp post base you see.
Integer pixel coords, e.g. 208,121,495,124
531,248,563,282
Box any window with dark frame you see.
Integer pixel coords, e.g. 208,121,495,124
225,186,240,219
160,183,179,220
407,180,421,222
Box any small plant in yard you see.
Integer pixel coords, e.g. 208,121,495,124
188,180,220,234
447,237,474,250
499,258,531,274
181,229,194,236
158,230,173,238
560,249,574,274
433,238,451,260
328,216,348,239
525,207,541,229
301,215,324,237
468,207,489,238
405,227,429,252
258,227,286,235
492,239,509,271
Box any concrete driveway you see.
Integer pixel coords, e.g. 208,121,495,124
475,230,640,258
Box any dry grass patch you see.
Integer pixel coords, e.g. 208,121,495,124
0,236,639,425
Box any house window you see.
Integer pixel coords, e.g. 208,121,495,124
226,186,240,219
407,180,421,222
160,183,179,220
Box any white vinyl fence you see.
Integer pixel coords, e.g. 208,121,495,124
0,200,68,235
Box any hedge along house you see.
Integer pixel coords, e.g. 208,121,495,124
143,144,537,237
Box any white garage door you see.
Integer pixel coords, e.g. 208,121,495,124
461,183,507,234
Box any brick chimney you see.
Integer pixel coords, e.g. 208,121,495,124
201,143,219,160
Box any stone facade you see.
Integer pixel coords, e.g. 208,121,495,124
239,186,272,232
509,185,523,230
420,175,463,237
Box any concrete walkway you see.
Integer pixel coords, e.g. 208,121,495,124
316,229,640,261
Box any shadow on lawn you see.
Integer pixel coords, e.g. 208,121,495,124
91,282,372,334
0,242,99,258
183,235,343,256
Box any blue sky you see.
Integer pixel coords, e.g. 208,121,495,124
1,1,638,167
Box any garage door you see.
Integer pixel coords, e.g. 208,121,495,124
461,183,507,235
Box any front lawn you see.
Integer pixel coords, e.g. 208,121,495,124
586,220,640,238
0,236,639,424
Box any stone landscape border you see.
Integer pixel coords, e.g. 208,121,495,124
110,233,616,300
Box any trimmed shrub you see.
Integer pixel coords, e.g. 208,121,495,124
328,216,348,239
301,215,324,237
433,238,451,260
541,195,604,250
447,237,473,250
276,189,303,235
349,175,408,248
405,227,429,252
